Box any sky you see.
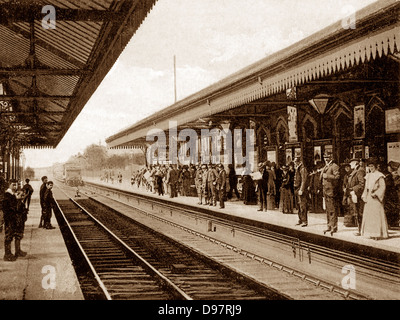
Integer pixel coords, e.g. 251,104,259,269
23,0,378,168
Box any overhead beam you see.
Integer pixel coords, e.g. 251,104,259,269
0,68,90,77
11,121,62,126
0,95,73,101
0,6,121,22
0,111,65,115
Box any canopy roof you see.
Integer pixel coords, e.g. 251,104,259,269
0,0,157,149
106,0,400,149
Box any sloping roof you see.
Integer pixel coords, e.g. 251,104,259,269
106,0,400,148
0,0,157,148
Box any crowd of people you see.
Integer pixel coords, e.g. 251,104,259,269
0,174,56,262
125,153,400,241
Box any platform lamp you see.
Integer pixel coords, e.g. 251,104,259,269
309,94,331,136
309,94,331,115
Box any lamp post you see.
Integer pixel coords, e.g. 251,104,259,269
309,94,331,136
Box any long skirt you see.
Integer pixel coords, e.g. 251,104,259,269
361,195,388,239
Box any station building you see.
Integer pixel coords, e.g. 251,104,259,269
106,0,400,172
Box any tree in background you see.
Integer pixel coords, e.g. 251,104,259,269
83,144,107,170
132,153,146,166
24,166,35,180
106,154,129,169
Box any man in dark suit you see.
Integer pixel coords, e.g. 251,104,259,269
201,165,209,205
43,181,56,229
195,165,204,204
227,164,240,200
166,165,178,198
22,179,34,211
346,158,366,236
3,179,28,260
255,162,269,212
321,153,340,235
39,176,48,228
216,164,227,209
207,164,218,206
294,157,309,227
3,179,19,261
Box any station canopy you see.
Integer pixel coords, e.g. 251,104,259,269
106,0,400,149
0,0,156,149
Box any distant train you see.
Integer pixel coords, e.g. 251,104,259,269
53,161,84,187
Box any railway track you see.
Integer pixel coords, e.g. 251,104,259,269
55,191,287,300
78,181,400,300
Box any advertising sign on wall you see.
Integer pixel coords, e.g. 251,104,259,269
354,105,365,138
388,142,400,163
287,106,298,143
385,108,400,133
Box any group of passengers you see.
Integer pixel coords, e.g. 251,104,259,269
0,174,57,262
121,155,400,240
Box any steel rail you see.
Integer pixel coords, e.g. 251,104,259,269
83,181,399,277
68,197,193,300
54,190,112,300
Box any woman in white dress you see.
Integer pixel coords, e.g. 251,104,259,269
361,158,389,240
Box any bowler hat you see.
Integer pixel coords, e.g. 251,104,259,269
388,161,400,171
349,157,360,163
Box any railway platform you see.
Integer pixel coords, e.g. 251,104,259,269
0,181,83,300
84,178,400,256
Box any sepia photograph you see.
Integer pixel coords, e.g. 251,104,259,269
0,0,398,312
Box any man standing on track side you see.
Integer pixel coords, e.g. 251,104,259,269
22,179,34,211
216,164,227,209
201,164,209,205
3,179,27,261
255,162,268,212
43,181,56,230
321,153,340,236
166,165,178,198
294,157,309,227
195,165,203,204
207,164,218,206
346,158,366,236
39,176,48,228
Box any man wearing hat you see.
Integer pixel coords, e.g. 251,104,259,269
216,164,227,209
294,157,309,227
207,164,219,206
321,152,340,235
166,165,178,198
3,179,26,261
345,158,366,235
255,162,269,212
195,165,204,204
201,164,209,205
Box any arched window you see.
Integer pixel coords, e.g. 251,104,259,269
276,117,289,146
257,126,271,162
366,96,385,159
275,117,289,166
366,97,385,138
302,115,318,169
